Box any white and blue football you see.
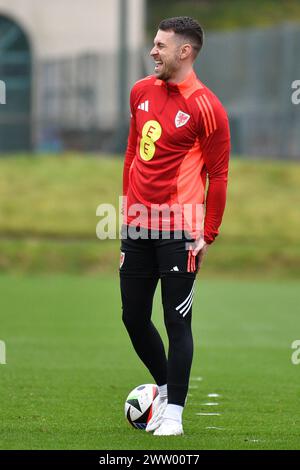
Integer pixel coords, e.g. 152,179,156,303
125,384,159,430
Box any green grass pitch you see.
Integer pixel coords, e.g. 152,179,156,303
1,274,299,450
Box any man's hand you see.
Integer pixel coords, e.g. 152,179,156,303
191,237,209,272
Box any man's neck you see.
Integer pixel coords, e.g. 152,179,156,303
166,66,194,85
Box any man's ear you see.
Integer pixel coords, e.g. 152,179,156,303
180,43,193,60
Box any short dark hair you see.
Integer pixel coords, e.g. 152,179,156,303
158,16,204,58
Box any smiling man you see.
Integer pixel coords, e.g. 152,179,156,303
120,17,230,436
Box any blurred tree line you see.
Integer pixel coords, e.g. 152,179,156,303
146,0,300,37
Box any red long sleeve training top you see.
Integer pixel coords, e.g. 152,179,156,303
123,70,230,244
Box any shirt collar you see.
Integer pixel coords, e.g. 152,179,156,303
169,70,197,92
155,70,199,97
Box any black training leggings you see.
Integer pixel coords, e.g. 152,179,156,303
119,228,197,407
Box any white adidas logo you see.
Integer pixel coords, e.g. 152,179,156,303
138,100,149,112
170,266,179,272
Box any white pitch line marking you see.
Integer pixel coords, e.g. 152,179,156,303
196,412,221,416
207,393,220,398
201,402,219,406
206,426,225,430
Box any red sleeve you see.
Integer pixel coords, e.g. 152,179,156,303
198,95,230,244
123,89,138,196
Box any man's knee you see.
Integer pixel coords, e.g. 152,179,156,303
122,308,137,330
163,308,192,342
122,307,151,333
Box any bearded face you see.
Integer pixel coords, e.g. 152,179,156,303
150,30,183,82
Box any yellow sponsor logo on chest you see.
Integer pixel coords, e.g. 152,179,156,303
140,120,162,161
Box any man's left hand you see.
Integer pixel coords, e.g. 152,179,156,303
191,238,209,272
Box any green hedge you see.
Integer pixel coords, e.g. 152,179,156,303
0,154,299,277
